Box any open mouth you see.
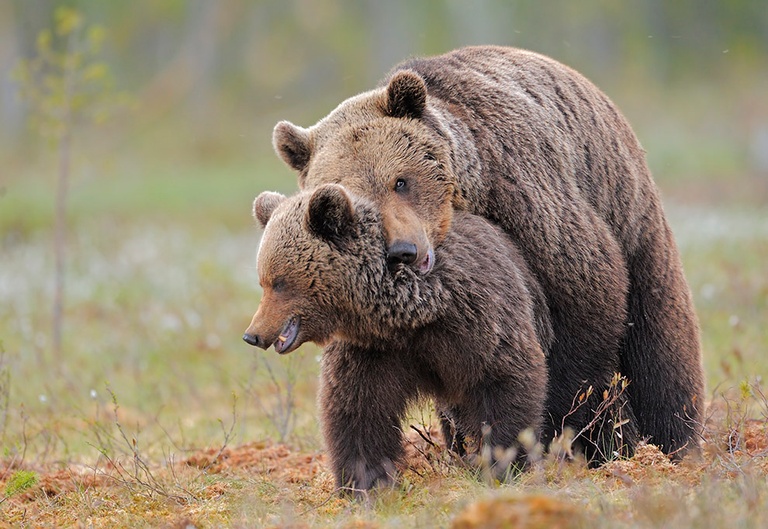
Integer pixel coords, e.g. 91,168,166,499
417,247,435,275
274,316,300,354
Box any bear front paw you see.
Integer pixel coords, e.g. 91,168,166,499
338,458,397,498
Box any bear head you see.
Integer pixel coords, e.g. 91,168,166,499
272,71,461,276
243,184,447,354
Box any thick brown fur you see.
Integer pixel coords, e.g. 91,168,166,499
244,184,550,493
271,46,705,462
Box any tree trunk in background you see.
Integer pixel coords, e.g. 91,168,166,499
365,0,413,85
446,0,498,48
136,1,227,127
0,6,22,142
1,1,44,142
186,0,220,125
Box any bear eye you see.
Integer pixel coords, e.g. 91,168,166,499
271,278,287,293
424,152,436,162
394,178,407,192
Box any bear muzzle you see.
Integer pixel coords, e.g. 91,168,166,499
387,241,435,274
387,240,419,266
242,332,264,348
242,316,301,354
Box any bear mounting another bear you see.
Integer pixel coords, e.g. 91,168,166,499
268,46,705,464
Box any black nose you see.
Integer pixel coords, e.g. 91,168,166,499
387,241,418,266
243,333,262,347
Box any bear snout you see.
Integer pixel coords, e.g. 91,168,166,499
387,240,418,266
242,332,266,349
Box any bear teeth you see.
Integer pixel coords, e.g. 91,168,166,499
274,316,300,354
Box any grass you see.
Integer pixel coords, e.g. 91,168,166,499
0,130,766,527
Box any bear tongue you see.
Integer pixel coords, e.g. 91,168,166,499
274,316,300,354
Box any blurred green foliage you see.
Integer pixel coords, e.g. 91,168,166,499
2,1,766,157
0,1,764,220
12,6,128,143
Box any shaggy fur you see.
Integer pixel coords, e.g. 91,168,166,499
271,46,705,461
244,184,550,493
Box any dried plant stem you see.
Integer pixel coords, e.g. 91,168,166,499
52,130,70,360
51,26,77,361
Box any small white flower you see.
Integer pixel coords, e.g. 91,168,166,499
39,394,47,403
90,389,97,399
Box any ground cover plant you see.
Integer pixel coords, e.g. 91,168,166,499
0,146,766,527
1,4,766,525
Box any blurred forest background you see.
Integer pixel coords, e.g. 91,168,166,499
2,0,768,210
0,0,767,471
1,2,767,525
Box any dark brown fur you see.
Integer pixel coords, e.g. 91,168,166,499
244,184,550,493
272,46,705,461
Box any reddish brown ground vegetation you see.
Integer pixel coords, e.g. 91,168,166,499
0,407,765,528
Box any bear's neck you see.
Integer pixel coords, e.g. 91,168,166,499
339,215,451,344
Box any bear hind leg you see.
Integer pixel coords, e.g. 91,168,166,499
622,220,705,458
453,379,546,478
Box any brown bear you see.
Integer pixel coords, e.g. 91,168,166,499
270,46,705,462
243,184,552,493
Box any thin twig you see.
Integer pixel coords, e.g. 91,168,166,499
409,424,439,450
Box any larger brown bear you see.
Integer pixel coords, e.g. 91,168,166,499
271,46,705,462
244,184,552,492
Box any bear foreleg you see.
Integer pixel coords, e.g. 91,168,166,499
319,342,418,496
622,215,705,458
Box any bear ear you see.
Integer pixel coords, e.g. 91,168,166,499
306,184,355,245
385,70,427,119
253,191,286,228
273,121,312,172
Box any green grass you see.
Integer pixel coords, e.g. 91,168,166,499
668,205,768,383
0,139,766,527
0,153,297,235
0,150,312,460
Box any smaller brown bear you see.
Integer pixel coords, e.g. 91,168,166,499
243,184,551,494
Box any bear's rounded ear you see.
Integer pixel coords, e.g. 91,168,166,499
273,121,312,172
385,70,427,119
253,191,286,228
306,184,355,245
